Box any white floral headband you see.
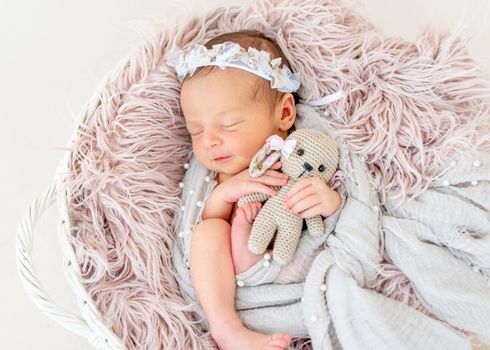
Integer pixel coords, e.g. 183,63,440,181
165,41,301,93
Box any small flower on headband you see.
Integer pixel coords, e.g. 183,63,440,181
165,41,301,93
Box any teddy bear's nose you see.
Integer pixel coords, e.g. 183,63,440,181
303,162,313,172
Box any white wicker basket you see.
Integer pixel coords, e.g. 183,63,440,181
15,53,133,350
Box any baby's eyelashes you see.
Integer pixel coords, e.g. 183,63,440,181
222,120,244,128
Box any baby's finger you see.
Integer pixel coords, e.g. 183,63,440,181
262,169,288,179
251,202,262,218
289,194,320,215
285,179,313,201
244,204,255,223
270,161,282,170
251,174,288,187
298,204,324,218
233,208,246,223
285,187,314,208
251,183,277,197
268,334,292,349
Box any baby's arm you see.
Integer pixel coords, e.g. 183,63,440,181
202,162,286,220
201,186,232,221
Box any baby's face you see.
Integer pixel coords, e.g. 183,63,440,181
180,67,283,179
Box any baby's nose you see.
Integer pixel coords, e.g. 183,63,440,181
202,131,222,149
303,162,313,172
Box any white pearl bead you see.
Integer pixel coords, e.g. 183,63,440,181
450,161,456,167
189,189,194,195
263,253,271,261
184,162,190,169
236,280,245,287
178,182,184,188
263,261,270,267
471,180,478,186
310,314,318,322
181,205,185,211
472,160,481,168
320,284,327,291
372,205,379,211
178,231,184,237
196,201,203,207
442,180,450,186
205,176,211,182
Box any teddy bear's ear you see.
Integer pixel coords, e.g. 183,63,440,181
248,140,282,177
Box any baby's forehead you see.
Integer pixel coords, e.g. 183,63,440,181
181,69,267,119
182,67,260,97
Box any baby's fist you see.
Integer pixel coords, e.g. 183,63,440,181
234,202,262,224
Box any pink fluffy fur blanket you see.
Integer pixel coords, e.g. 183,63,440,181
63,0,490,348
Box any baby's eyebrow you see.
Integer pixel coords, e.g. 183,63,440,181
216,108,234,116
185,120,202,126
185,108,242,125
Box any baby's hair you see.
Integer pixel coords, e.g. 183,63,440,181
184,30,299,134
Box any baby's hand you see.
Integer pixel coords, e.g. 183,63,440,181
231,202,263,274
233,202,262,225
202,161,286,221
215,161,288,204
284,177,341,218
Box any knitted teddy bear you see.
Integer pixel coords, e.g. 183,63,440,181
237,128,339,265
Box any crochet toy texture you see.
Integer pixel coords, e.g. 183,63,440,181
237,128,339,264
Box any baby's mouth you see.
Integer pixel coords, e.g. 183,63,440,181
213,155,231,163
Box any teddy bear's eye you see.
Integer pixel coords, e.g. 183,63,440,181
297,148,305,156
318,164,325,172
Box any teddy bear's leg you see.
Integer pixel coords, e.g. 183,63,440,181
248,211,277,255
306,215,325,237
273,225,302,265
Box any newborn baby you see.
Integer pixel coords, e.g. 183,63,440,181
168,30,341,350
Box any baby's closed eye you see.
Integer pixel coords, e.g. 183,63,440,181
189,130,202,136
185,125,202,136
222,120,244,129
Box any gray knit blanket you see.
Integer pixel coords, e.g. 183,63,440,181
173,103,490,349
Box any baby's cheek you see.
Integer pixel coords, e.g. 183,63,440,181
192,148,211,169
231,155,250,172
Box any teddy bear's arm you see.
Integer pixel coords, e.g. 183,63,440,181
237,185,281,207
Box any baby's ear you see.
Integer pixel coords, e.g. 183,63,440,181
249,140,281,177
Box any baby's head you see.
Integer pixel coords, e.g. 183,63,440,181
175,30,300,182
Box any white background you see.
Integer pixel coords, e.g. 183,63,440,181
1,0,489,349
